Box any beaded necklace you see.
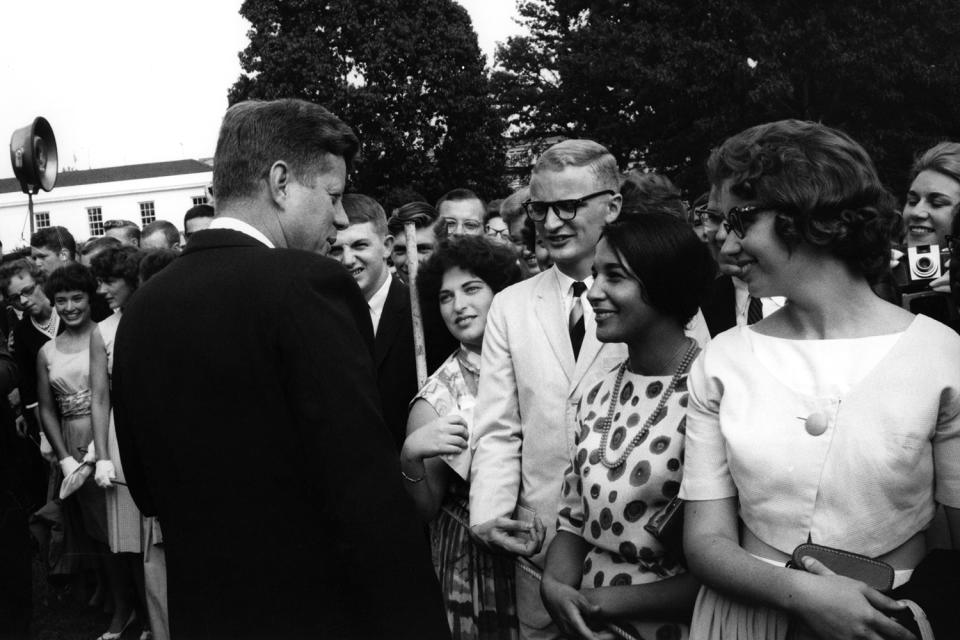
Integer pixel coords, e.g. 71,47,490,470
597,339,699,469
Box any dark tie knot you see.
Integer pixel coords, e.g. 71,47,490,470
572,281,587,297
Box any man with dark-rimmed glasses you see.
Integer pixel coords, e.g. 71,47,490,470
469,139,629,640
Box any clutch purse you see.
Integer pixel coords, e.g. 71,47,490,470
787,542,894,592
643,496,685,563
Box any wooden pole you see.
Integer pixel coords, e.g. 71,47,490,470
404,221,428,388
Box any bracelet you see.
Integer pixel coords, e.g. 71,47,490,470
401,469,425,484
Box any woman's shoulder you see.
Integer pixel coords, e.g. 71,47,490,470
904,313,960,357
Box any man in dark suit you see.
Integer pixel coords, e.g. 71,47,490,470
112,99,449,640
330,194,418,449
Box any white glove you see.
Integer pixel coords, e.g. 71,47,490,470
59,456,81,477
39,432,55,461
95,460,116,488
81,441,96,464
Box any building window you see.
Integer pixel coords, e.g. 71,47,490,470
192,195,208,206
88,207,104,236
140,201,156,225
34,211,50,229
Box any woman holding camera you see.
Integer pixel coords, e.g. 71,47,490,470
539,214,713,640
681,120,960,640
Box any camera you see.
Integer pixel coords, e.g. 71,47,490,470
892,243,951,294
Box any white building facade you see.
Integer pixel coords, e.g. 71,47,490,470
0,159,212,250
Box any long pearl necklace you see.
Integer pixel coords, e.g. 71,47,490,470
597,339,699,469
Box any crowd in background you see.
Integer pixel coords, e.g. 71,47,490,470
2,97,960,640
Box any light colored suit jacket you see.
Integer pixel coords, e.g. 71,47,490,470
469,266,627,629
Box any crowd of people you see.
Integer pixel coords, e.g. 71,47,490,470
2,97,959,640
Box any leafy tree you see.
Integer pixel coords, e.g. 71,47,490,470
494,0,960,197
229,0,507,202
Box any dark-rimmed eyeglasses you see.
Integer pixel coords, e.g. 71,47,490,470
694,205,724,231
722,205,770,239
521,190,616,222
485,225,509,240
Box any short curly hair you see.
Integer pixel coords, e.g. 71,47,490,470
90,245,143,290
417,236,521,315
706,119,901,281
44,263,96,301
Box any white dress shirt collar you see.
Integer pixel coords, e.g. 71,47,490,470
552,265,594,318
208,217,276,249
367,272,393,335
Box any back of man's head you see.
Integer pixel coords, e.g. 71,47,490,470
79,236,122,266
533,139,620,191
212,99,360,209
343,194,388,238
31,226,76,258
104,219,141,246
619,172,686,219
387,202,438,236
142,220,182,251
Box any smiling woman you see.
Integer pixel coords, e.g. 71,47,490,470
681,120,960,640
540,214,713,639
400,236,527,639
903,142,960,248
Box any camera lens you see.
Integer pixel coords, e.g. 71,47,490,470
913,255,936,278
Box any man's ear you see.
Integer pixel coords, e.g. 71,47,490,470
605,193,622,224
267,161,290,207
58,249,71,263
382,234,394,257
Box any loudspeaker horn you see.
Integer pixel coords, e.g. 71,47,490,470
9,116,58,195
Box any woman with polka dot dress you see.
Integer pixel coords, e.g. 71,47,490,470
540,214,715,639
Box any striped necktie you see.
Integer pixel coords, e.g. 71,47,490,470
747,296,763,325
569,281,587,359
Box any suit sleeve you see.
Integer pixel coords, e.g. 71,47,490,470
469,292,522,525
111,319,159,517
280,264,449,640
12,324,37,408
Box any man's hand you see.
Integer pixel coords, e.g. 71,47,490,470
471,516,545,556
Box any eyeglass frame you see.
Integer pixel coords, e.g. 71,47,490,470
694,204,725,231
442,217,484,234
521,189,617,222
722,205,773,239
484,225,509,239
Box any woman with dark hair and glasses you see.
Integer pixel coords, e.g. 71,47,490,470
400,236,539,639
541,214,713,639
681,120,960,640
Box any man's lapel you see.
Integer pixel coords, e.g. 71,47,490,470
533,269,574,381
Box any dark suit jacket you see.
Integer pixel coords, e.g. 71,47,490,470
701,274,737,337
112,229,449,640
374,277,418,449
